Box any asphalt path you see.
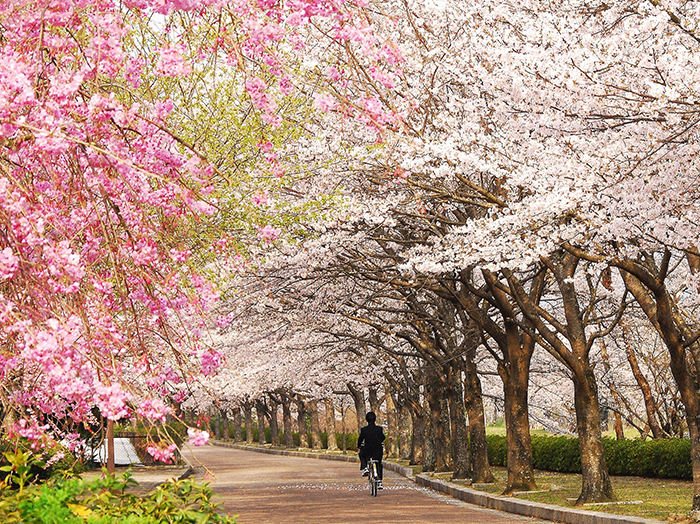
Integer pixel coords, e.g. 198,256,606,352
184,445,547,524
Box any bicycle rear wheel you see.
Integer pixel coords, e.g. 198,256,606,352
370,462,379,496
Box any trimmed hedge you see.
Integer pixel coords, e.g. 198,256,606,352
486,435,692,479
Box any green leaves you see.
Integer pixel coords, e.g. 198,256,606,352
0,467,236,523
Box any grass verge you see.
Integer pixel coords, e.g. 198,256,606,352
433,466,691,522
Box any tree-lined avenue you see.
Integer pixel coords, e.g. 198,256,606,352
183,446,545,524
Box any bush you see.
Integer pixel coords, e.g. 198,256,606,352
532,436,582,473
485,435,507,467
486,434,693,479
337,433,358,450
0,466,236,523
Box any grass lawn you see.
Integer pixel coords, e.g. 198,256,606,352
434,466,692,522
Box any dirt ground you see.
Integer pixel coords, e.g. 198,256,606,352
182,445,548,524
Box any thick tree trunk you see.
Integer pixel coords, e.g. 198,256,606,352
368,386,380,414
500,335,537,493
221,409,230,441
348,384,366,432
324,398,338,451
573,367,614,505
233,407,243,442
385,392,400,458
243,403,254,444
399,404,413,461
213,412,221,440
479,268,541,492
464,356,494,483
256,400,267,445
296,399,309,448
308,400,323,449
268,402,280,446
422,394,437,472
447,365,472,479
425,370,451,472
282,399,294,448
410,408,426,465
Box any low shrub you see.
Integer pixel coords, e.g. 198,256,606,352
0,452,236,524
486,434,693,479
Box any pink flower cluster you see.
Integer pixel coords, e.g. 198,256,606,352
200,349,222,376
136,398,172,422
187,428,210,446
14,418,48,441
0,247,19,280
156,44,192,77
147,443,178,464
257,224,281,243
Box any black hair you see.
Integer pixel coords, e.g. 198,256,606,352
366,411,377,423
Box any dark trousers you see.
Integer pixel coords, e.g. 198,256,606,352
360,452,383,480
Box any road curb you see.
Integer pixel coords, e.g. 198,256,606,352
212,441,663,524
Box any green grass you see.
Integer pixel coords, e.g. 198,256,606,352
437,466,692,521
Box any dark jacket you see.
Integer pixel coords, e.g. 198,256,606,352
357,422,385,458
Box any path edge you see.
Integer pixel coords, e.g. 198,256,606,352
211,441,662,524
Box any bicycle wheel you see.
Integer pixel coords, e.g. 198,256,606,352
371,462,379,496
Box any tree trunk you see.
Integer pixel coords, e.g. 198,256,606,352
622,327,665,438
348,384,366,432
464,355,495,483
447,364,472,479
214,412,221,440
573,366,614,505
422,394,437,472
410,407,426,465
282,399,294,448
385,392,400,458
500,335,536,493
308,400,323,449
243,402,254,444
256,400,267,445
268,402,280,446
233,407,243,442
399,403,413,461
426,370,451,472
325,398,339,451
296,399,309,448
368,386,380,414
222,409,230,441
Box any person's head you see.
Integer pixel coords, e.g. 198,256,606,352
366,411,377,424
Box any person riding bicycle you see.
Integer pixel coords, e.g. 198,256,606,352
358,411,385,489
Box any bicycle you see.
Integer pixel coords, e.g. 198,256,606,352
367,458,380,496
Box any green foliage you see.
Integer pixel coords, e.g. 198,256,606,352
486,435,693,479
337,433,358,450
603,438,692,479
485,434,507,467
0,470,236,523
532,436,582,473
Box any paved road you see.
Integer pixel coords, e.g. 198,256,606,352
184,446,547,524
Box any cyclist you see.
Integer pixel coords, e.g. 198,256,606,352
357,411,385,489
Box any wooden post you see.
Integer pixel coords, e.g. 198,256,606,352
107,419,115,474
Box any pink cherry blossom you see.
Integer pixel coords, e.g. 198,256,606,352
187,428,210,446
257,224,281,243
156,44,192,77
147,443,177,463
